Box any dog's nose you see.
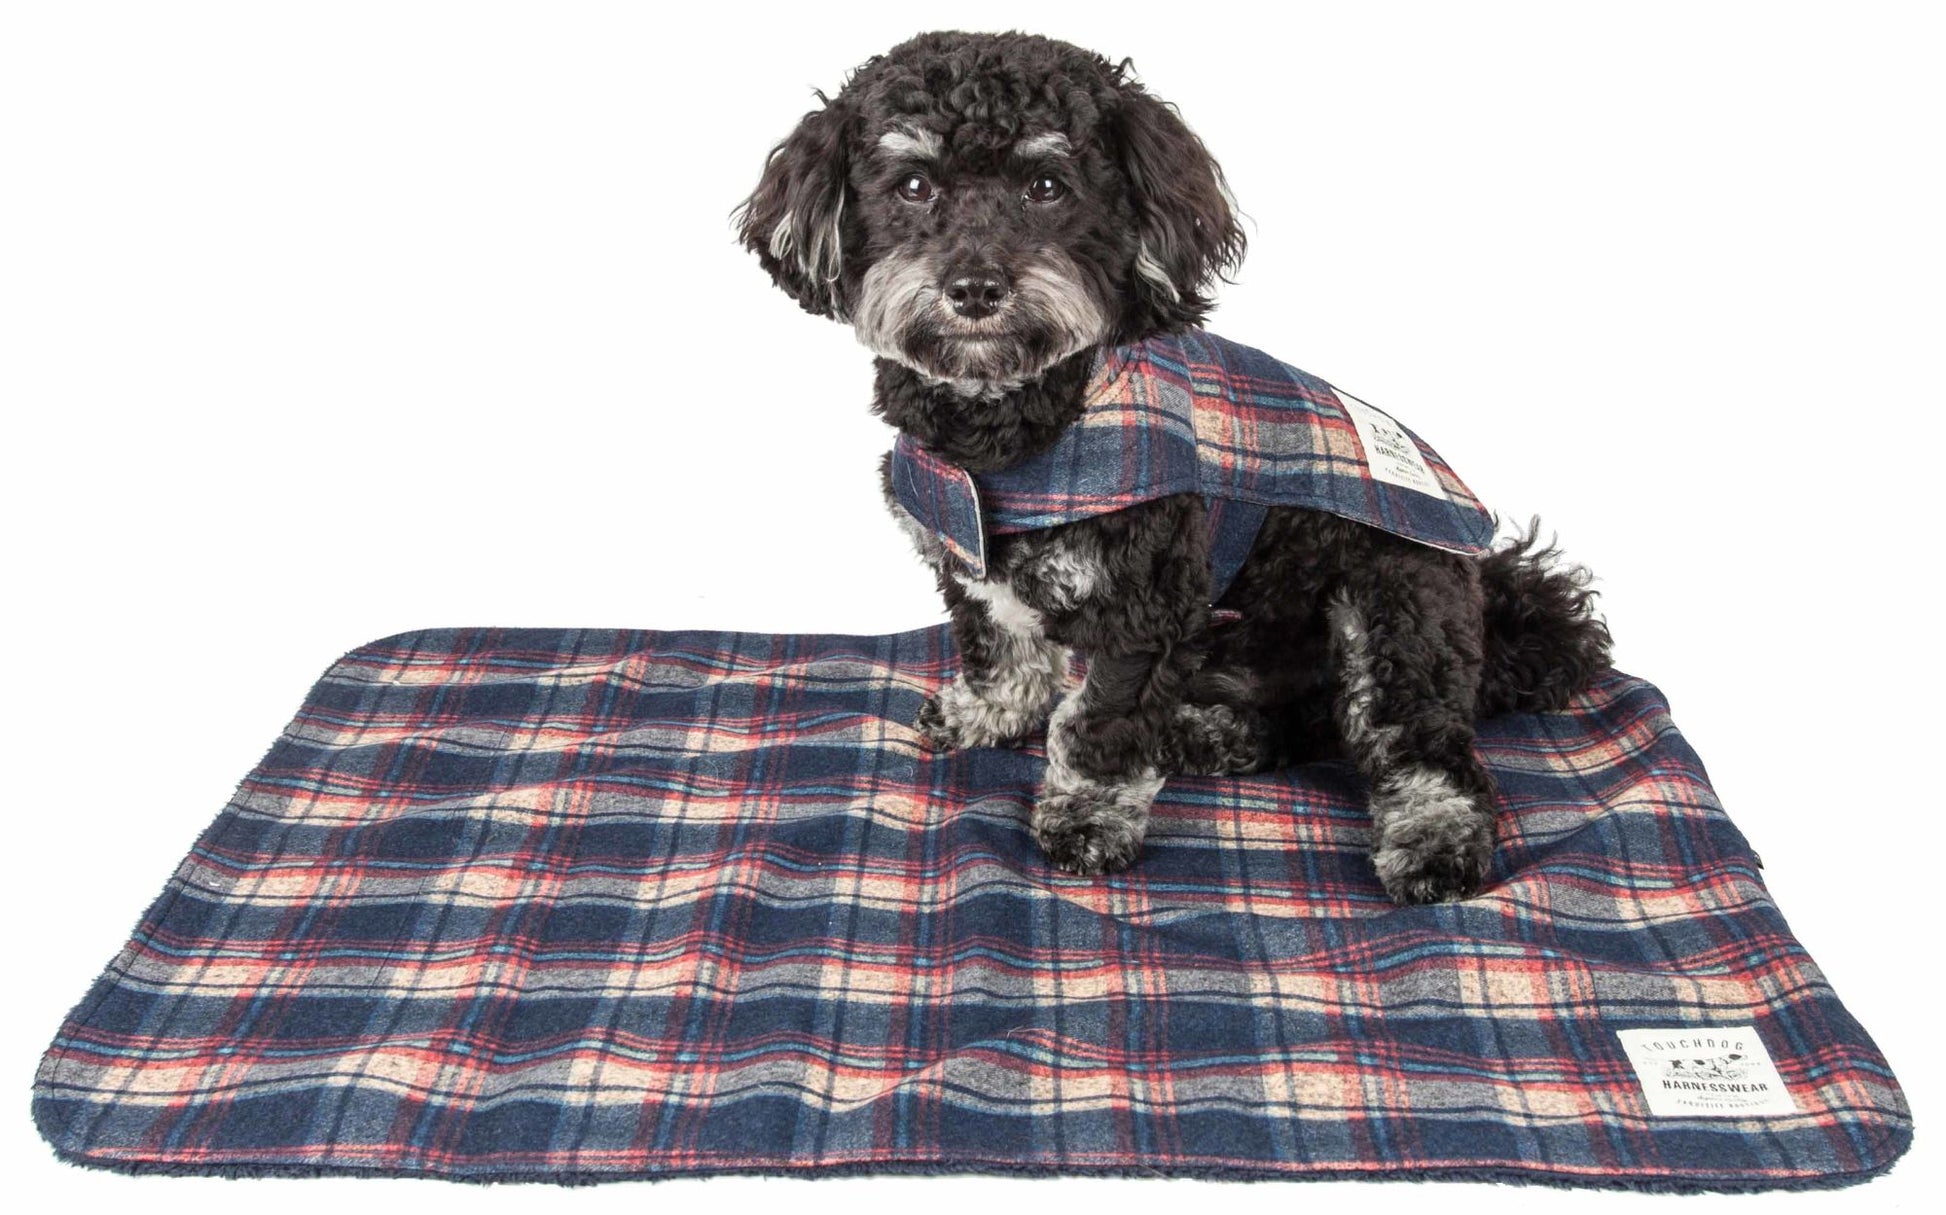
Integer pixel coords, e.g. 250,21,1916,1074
945,271,1010,319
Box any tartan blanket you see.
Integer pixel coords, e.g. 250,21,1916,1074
34,625,1910,1189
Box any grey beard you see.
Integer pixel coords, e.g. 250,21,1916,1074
851,247,1111,392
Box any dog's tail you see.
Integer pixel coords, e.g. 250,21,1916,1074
1476,519,1613,716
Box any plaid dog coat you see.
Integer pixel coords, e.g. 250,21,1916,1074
890,328,1497,599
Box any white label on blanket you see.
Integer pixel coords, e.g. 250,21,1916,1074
1337,389,1446,499
1617,1027,1798,1117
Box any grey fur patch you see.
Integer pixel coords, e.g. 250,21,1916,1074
1371,765,1479,838
768,198,846,301
1190,666,1261,704
1030,776,1161,875
1012,246,1112,363
1369,765,1494,904
1042,674,1089,773
877,125,943,161
853,250,942,365
920,371,1029,398
1328,591,1403,769
954,572,1044,635
855,245,1107,391
1018,535,1104,612
918,575,1067,750
1013,131,1072,159
920,669,1054,750
1134,240,1179,302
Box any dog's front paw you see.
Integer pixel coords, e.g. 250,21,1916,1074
1371,803,1496,905
914,692,966,751
1032,791,1145,874
1030,773,1163,875
915,679,1041,752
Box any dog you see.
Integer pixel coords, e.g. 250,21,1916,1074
735,30,1612,903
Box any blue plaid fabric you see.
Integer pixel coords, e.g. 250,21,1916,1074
890,329,1497,590
35,626,1910,1188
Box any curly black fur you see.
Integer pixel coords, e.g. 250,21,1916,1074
1476,519,1616,716
872,350,1096,472
741,30,1613,903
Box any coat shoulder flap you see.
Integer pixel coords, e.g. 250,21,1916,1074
888,435,988,577
1176,329,1497,555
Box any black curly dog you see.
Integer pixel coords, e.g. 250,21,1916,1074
736,30,1612,903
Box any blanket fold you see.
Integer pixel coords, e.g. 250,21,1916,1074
33,625,1910,1189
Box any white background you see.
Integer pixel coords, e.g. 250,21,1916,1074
2,1,1939,1209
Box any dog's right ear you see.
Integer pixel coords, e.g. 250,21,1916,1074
1109,67,1245,332
735,95,854,320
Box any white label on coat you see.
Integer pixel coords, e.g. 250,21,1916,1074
1336,389,1446,498
1616,1027,1798,1117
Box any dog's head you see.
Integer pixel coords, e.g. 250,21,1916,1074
735,31,1244,389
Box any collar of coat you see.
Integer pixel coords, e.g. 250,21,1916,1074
889,328,1496,600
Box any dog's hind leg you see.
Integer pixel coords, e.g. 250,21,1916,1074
1326,580,1498,904
916,573,1068,751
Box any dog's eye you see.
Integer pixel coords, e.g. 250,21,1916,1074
897,174,935,203
1025,175,1065,203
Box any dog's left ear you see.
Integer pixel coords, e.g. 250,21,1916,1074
735,93,855,320
1110,72,1246,331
